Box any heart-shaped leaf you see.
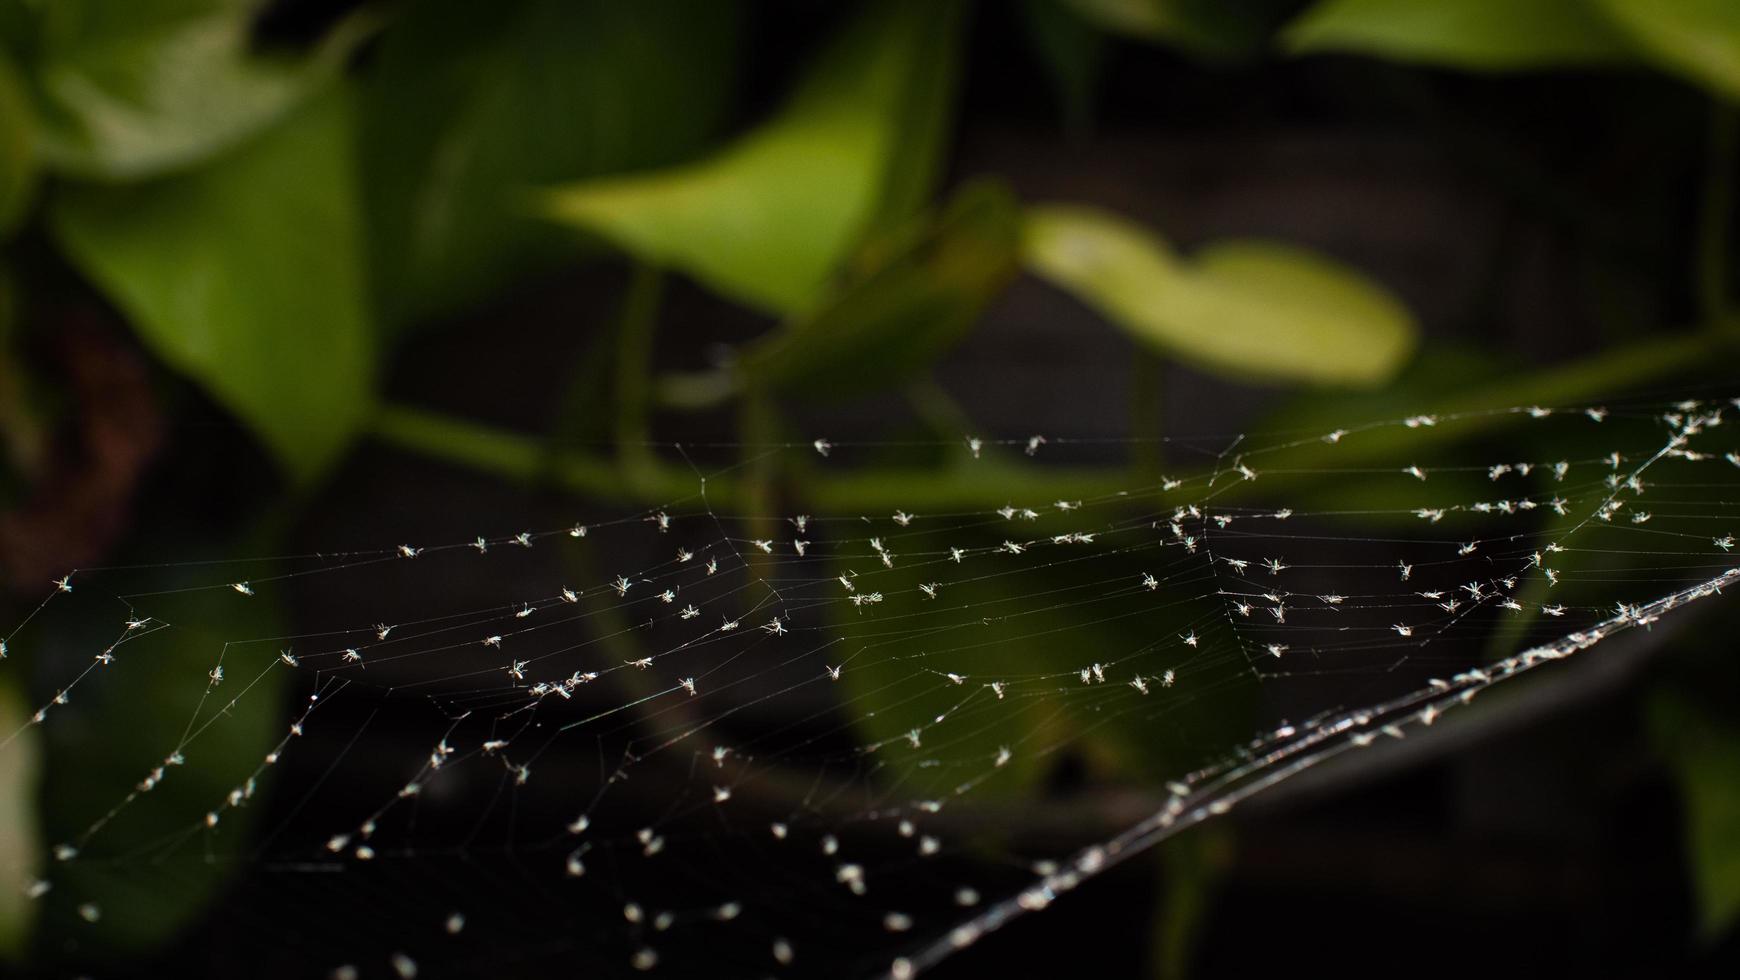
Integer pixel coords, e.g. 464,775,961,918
1023,205,1418,386
539,0,965,314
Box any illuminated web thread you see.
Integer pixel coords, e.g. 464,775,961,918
0,396,1736,978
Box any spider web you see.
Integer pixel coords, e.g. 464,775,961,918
3,393,1738,978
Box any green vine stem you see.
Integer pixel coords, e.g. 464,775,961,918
1698,100,1737,331
371,329,1733,514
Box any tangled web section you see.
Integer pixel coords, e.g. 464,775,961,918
3,394,1738,978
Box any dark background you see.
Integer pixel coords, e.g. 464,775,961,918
3,1,1739,977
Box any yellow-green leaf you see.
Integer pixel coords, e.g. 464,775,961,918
538,0,964,314
1594,0,1740,100
0,680,42,961
1284,0,1631,70
1061,0,1274,57
0,50,36,234
1023,205,1418,385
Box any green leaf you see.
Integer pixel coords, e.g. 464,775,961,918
1060,0,1283,57
50,88,373,482
1650,689,1740,938
1283,0,1631,70
868,1,964,242
539,0,966,314
359,0,741,327
1594,0,1740,101
831,523,1257,803
0,49,37,234
738,180,1022,400
1151,828,1235,980
23,0,363,180
30,566,290,958
0,679,42,961
1023,205,1418,385
1020,0,1108,133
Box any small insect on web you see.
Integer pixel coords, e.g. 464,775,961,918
2,395,1738,977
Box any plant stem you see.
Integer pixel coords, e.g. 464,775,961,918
614,263,664,470
736,384,780,580
371,329,1732,514
1129,349,1164,476
1698,100,1737,331
377,402,709,505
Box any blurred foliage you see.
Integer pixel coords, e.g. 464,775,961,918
1023,204,1417,384
0,679,40,958
1651,688,1740,941
1286,0,1740,98
1150,827,1234,980
1596,0,1740,101
714,179,1022,403
13,0,365,180
2,0,1740,967
541,0,962,314
32,581,290,957
0,49,35,233
51,89,372,481
1059,0,1289,58
832,517,1254,801
1283,0,1633,69
2,0,1732,483
1018,0,1107,134
361,0,742,326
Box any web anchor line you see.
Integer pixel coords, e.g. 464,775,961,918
885,563,1740,980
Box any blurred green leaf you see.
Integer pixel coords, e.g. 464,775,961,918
737,180,1022,400
1059,0,1274,57
1650,688,1740,939
0,679,42,960
33,573,289,957
869,1,964,242
832,524,1255,802
1020,0,1107,133
1594,0,1740,101
656,180,1020,408
23,0,363,180
1151,828,1234,980
1241,346,1516,521
1255,345,1516,434
50,89,373,482
1190,331,1731,514
0,49,36,234
1023,204,1418,385
360,0,741,328
540,0,965,314
0,2,30,60
1283,0,1631,70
